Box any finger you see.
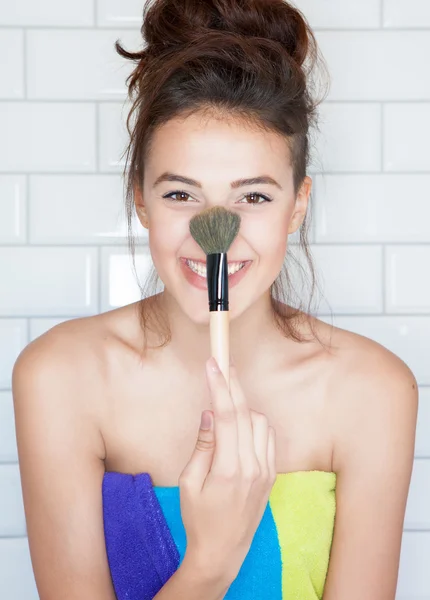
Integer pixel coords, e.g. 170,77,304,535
250,411,269,476
228,364,258,475
205,357,238,477
180,411,215,491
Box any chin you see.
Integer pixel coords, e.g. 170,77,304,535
179,291,256,326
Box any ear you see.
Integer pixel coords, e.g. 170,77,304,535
288,176,312,235
134,182,149,229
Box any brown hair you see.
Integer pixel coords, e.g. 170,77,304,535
115,0,332,354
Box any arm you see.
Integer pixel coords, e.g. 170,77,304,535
12,331,118,600
152,554,232,600
12,327,233,600
323,346,418,599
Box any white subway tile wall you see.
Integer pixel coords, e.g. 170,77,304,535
0,103,97,171
29,318,75,341
97,0,146,28
0,539,39,600
384,0,430,28
310,103,382,172
397,533,430,599
0,247,99,317
314,174,430,243
27,30,142,100
292,0,381,29
29,175,144,244
0,465,26,537
0,177,27,243
416,389,430,458
0,393,18,462
0,31,24,99
316,31,430,101
0,0,94,27
384,104,430,172
0,320,28,389
0,1,428,597
98,102,131,171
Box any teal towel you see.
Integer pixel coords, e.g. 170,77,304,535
102,470,336,599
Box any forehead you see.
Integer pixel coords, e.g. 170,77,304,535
145,112,292,179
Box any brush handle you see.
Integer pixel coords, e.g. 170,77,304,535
210,311,230,391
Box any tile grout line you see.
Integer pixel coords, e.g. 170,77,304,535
95,94,102,314
3,242,430,247
22,28,27,100
1,25,430,32
382,244,386,314
381,103,385,171
310,175,317,244
0,172,122,176
26,316,30,346
97,246,102,314
0,456,430,465
25,174,30,245
3,170,430,176
2,313,430,319
95,102,100,173
2,99,430,105
0,99,126,104
312,27,430,32
24,176,30,346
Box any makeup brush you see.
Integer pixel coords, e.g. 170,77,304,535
189,206,241,389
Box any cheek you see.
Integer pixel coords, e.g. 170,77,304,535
147,209,187,255
243,209,290,260
149,226,175,256
145,211,192,283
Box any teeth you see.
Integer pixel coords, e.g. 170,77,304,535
186,259,245,277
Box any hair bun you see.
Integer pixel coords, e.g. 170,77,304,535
142,0,311,67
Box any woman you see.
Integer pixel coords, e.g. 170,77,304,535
12,1,418,599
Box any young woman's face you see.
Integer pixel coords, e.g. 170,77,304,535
136,112,311,324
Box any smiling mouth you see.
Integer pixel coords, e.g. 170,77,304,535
181,258,251,277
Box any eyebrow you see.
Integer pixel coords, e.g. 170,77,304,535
152,172,283,191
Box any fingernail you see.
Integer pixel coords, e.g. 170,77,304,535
208,356,220,373
200,411,212,430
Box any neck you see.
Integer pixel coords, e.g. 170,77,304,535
152,289,293,375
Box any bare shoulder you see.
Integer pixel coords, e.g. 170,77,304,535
317,320,419,472
310,323,419,596
10,309,137,599
15,302,133,357
321,319,418,389
13,312,108,394
13,301,140,386
12,314,112,464
12,303,141,446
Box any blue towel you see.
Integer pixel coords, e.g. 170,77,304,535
102,470,336,599
102,472,179,599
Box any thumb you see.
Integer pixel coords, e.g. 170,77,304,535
180,411,215,487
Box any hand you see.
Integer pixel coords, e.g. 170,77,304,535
178,356,277,583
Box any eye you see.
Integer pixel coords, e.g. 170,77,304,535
239,193,272,205
163,191,194,203
163,191,273,205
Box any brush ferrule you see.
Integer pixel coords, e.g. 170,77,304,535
206,253,229,311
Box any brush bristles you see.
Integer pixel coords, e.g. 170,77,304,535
189,206,241,255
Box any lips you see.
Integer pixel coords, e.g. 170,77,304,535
182,257,251,265
179,257,252,290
